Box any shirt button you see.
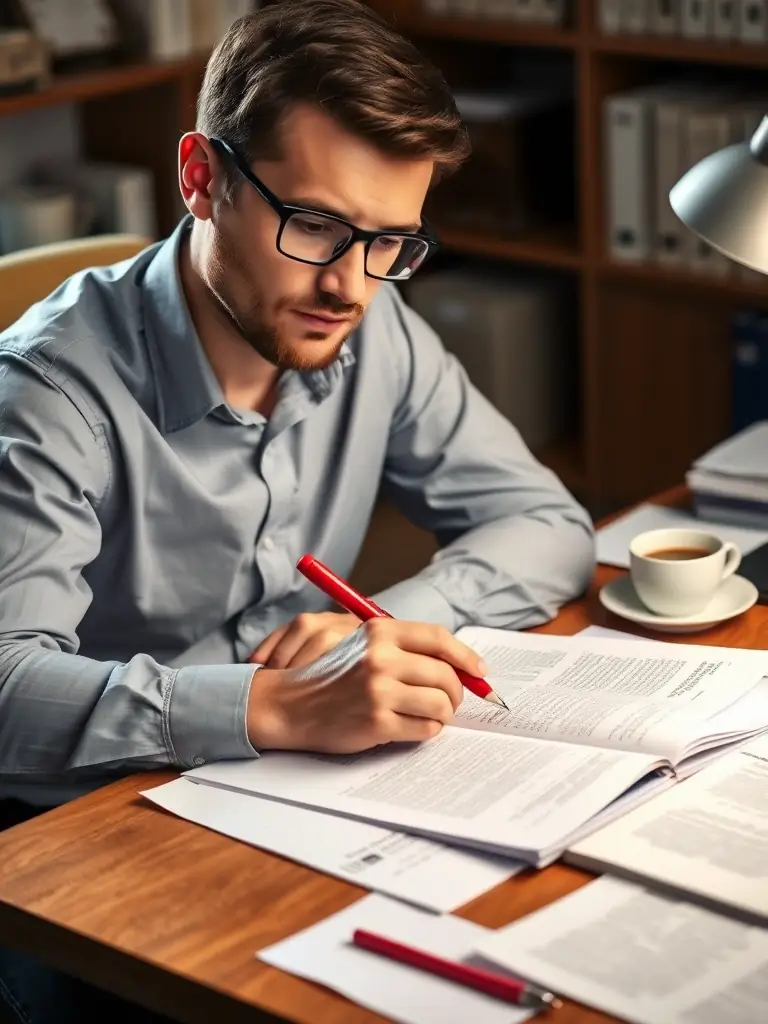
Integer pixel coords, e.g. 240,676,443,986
193,756,206,766
263,536,275,551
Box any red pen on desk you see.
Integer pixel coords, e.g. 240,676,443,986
296,554,509,710
352,929,562,1011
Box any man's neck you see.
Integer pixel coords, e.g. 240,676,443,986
178,227,280,417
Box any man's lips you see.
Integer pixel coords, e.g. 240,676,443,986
292,309,351,329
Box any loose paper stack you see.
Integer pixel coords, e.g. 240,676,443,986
176,628,768,866
687,422,768,529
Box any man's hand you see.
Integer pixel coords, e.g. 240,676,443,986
250,611,361,669
246,619,487,754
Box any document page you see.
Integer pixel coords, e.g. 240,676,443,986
186,729,663,862
142,777,522,913
453,628,768,763
567,748,768,924
258,893,533,1024
573,626,768,771
475,875,768,1024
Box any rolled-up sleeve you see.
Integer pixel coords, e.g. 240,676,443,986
372,290,596,631
0,356,256,776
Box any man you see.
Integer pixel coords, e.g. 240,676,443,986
0,0,594,1018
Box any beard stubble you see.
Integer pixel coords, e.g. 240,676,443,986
207,227,364,372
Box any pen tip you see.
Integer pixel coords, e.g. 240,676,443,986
484,691,509,709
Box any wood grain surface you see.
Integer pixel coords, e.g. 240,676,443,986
0,488,764,1023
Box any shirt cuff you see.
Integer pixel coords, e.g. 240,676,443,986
166,664,258,769
371,577,458,633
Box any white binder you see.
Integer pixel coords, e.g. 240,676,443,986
605,85,674,262
598,0,623,32
713,0,738,36
681,0,714,36
649,0,680,33
623,0,649,30
683,106,736,275
738,0,768,41
653,85,729,266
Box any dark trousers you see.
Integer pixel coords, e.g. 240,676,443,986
0,799,175,1024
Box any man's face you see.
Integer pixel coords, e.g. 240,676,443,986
200,105,434,372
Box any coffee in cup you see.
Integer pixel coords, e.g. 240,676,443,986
629,527,741,617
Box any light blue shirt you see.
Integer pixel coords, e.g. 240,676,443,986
0,217,594,805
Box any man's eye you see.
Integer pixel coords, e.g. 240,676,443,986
295,217,332,235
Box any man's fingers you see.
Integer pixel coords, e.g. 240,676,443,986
364,619,487,679
281,630,345,670
389,680,456,724
365,643,465,711
251,623,291,664
387,713,444,744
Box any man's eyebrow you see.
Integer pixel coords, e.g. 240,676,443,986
284,196,422,233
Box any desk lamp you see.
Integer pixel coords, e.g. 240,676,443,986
669,115,768,275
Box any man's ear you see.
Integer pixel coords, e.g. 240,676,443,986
178,132,216,219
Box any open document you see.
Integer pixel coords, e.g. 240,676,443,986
474,875,768,1024
453,628,768,771
141,776,523,913
185,631,768,866
566,740,768,925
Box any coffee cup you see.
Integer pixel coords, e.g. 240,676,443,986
629,528,741,617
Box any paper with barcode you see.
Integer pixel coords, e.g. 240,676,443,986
142,777,521,912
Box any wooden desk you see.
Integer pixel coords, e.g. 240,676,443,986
0,488,765,1024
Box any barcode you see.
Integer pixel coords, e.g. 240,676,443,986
344,852,384,873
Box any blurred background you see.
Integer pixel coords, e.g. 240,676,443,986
1,0,766,593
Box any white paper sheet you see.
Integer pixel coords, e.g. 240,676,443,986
186,731,662,862
453,627,768,764
257,893,533,1024
476,876,768,1024
142,777,521,913
595,503,768,568
567,748,768,924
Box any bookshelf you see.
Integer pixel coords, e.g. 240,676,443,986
368,0,768,515
0,0,766,514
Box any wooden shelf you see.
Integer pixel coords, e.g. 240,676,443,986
2,2,763,513
394,13,578,48
436,224,582,269
590,32,768,67
599,258,768,299
536,436,587,495
0,55,207,117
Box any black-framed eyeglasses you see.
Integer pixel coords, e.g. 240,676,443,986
210,136,440,281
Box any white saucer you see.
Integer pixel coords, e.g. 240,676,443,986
599,574,758,634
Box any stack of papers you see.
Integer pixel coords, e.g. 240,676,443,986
256,861,768,1024
142,776,522,913
566,736,768,926
176,627,768,868
475,875,768,1024
687,422,768,529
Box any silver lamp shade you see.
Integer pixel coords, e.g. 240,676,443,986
669,115,768,275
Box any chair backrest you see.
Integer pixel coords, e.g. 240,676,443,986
0,234,152,333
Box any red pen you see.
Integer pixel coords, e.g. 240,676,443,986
296,553,509,710
352,929,562,1011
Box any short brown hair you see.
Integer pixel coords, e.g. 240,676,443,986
196,0,470,194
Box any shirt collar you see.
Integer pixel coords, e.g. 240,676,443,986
141,216,356,435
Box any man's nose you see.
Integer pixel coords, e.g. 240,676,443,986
316,243,368,308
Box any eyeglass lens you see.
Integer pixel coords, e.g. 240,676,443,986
280,212,429,279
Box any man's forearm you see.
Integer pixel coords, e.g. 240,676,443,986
372,506,595,632
0,641,257,775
